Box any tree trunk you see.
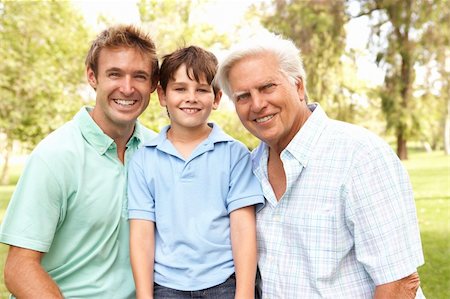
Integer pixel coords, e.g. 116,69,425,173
445,99,450,155
397,132,408,160
1,139,12,185
422,141,432,153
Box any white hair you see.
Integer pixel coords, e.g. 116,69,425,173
216,31,308,100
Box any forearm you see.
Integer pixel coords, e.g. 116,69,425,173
230,206,257,299
4,246,63,298
130,219,155,299
374,272,420,299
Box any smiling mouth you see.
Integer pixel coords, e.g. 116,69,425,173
114,99,137,106
255,114,274,123
181,108,200,114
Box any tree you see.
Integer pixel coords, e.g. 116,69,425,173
137,0,229,56
352,0,447,159
253,0,367,122
418,0,450,154
0,0,91,184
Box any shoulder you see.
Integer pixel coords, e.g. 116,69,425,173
32,120,81,161
130,131,164,165
135,122,158,144
209,123,250,153
324,119,395,160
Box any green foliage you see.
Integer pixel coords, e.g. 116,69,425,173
137,0,229,56
0,0,91,149
355,0,448,158
417,1,450,152
255,0,369,123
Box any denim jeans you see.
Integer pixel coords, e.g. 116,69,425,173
154,274,236,298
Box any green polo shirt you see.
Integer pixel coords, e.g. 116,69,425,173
0,107,156,298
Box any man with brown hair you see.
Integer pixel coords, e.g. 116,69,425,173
0,24,159,298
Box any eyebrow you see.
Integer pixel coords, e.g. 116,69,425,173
105,67,150,76
105,67,122,73
170,80,211,87
232,90,249,98
134,70,151,77
232,80,277,98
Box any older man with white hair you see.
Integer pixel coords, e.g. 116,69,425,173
216,32,425,299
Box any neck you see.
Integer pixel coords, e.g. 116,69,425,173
167,123,211,144
89,110,135,164
167,124,212,159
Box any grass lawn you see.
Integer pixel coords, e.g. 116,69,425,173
403,151,450,298
0,151,448,298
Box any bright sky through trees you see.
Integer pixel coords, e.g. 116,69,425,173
72,0,384,86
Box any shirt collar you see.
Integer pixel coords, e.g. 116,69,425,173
74,106,143,155
145,122,234,160
252,103,328,171
146,122,233,148
285,103,328,167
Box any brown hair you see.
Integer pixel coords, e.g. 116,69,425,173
159,46,219,94
85,24,159,87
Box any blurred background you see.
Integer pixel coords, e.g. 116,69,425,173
0,0,449,298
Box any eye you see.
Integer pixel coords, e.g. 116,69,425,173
197,88,210,93
174,87,186,92
261,83,277,93
235,93,250,102
135,74,148,81
108,72,120,78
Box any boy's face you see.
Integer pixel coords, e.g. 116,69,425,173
157,64,221,131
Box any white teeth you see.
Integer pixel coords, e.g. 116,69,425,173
114,99,136,106
182,108,199,113
255,114,274,123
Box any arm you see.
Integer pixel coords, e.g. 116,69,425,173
374,272,420,299
230,206,257,299
347,142,424,294
4,246,63,298
130,219,155,299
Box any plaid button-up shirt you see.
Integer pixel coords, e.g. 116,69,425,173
252,104,424,298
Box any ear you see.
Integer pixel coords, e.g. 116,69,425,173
156,85,167,107
86,67,97,90
212,90,222,110
296,77,306,101
150,77,158,93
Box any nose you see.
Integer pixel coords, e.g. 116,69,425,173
185,89,198,102
250,92,267,112
120,76,135,95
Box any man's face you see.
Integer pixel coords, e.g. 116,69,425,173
227,53,308,152
87,47,154,134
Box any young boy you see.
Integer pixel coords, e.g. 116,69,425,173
127,46,264,298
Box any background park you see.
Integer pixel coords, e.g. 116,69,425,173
0,0,449,298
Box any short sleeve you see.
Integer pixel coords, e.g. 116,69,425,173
346,142,424,285
127,149,156,221
0,153,63,252
226,143,265,213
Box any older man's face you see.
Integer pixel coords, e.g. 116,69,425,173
228,53,308,152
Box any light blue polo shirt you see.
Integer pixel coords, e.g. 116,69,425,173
128,123,264,291
0,107,156,298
